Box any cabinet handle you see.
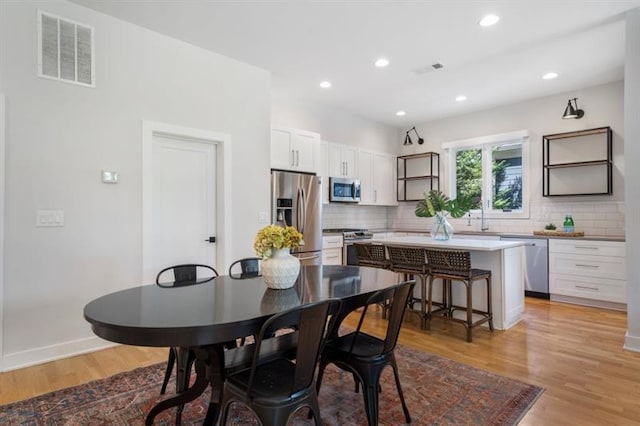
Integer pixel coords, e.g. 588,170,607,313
575,285,599,291
326,254,340,259
575,264,599,268
296,150,299,166
575,246,598,250
291,149,295,166
342,161,346,175
346,162,348,176
374,190,377,202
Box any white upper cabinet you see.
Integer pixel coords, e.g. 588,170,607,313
319,141,330,204
328,142,358,178
359,150,397,206
373,152,397,205
359,150,374,204
271,127,320,173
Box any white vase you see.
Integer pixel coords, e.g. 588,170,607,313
261,248,301,290
431,212,454,241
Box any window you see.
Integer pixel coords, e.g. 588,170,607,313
444,130,529,218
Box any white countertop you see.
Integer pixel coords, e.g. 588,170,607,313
369,235,525,251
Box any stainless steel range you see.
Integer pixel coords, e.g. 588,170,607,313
323,228,373,265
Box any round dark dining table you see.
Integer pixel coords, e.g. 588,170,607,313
84,265,407,425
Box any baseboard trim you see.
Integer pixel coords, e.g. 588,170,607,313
624,331,640,353
1,336,118,372
550,294,627,312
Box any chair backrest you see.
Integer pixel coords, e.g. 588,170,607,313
386,245,429,274
155,264,218,287
228,257,261,279
247,299,341,398
424,249,471,276
350,281,415,355
354,243,388,269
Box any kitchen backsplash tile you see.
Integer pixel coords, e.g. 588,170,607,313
324,200,625,237
322,203,388,230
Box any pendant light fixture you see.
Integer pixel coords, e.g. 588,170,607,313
404,126,424,145
562,98,584,119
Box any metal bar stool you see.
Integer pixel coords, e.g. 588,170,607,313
354,242,390,270
385,245,430,329
424,249,494,342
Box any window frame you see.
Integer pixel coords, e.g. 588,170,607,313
443,130,530,219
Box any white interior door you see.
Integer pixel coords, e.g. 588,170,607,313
151,134,217,276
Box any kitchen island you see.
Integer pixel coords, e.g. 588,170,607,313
369,236,525,330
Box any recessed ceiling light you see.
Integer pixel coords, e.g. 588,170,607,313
456,95,467,102
396,110,406,116
479,14,500,27
543,72,559,80
375,58,389,68
319,81,332,89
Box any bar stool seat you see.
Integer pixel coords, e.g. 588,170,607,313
425,249,494,342
385,245,431,329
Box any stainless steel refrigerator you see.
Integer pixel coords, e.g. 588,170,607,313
272,170,323,266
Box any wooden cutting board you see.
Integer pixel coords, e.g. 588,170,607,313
533,230,585,237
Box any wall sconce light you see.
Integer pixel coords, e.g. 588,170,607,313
404,126,424,145
562,98,584,119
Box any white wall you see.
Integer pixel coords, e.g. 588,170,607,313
390,81,625,237
271,93,399,153
0,1,271,370
623,8,640,352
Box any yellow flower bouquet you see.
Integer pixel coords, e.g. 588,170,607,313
253,225,304,259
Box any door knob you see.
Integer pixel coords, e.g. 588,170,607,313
204,236,216,243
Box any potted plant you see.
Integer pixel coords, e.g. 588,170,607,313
253,225,304,289
415,190,474,240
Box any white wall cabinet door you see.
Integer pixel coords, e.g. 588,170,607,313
294,130,319,172
271,127,320,173
358,150,374,204
358,149,396,206
328,142,358,178
319,141,329,204
373,152,397,205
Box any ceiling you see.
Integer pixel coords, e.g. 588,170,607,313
71,1,638,128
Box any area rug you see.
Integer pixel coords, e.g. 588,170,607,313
0,345,543,425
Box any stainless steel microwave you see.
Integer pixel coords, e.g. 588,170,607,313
329,177,361,203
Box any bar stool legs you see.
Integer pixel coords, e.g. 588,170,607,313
426,273,493,342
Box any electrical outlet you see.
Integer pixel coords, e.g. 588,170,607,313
37,210,64,227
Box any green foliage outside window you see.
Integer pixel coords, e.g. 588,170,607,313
455,146,523,211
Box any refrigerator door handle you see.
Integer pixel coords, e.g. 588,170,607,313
295,253,320,261
298,188,306,234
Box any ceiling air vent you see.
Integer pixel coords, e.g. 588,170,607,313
38,10,95,87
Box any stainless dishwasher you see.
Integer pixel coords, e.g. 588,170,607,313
500,236,549,299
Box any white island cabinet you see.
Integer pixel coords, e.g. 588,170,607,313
369,236,525,330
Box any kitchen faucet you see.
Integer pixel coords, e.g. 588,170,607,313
466,200,490,231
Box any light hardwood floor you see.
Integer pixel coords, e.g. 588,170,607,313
1,298,639,425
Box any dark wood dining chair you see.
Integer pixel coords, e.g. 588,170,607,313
228,257,262,278
155,264,218,397
316,281,415,426
219,298,341,426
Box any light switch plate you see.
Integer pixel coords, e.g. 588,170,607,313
37,210,64,227
102,170,119,183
